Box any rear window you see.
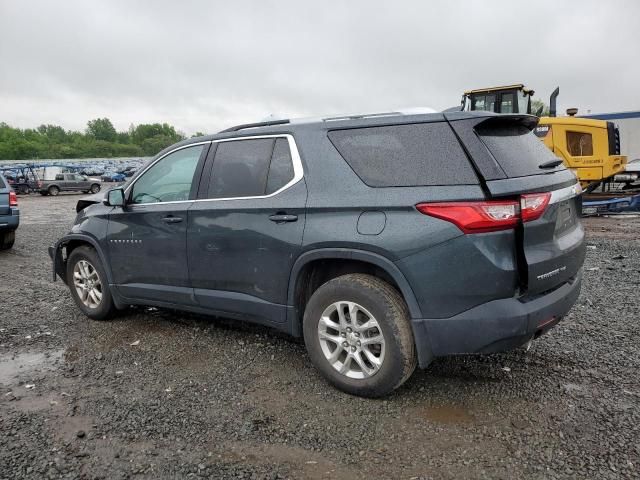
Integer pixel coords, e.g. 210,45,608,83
477,123,565,178
328,122,478,187
0,175,5,189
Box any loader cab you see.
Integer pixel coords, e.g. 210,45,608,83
463,84,534,115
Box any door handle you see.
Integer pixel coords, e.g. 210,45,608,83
268,213,298,223
162,216,183,224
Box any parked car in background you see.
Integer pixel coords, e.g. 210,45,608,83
50,110,586,397
40,173,101,196
0,173,19,249
101,172,126,183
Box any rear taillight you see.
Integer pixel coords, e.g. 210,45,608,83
520,192,551,222
9,191,18,207
416,201,519,233
417,192,551,233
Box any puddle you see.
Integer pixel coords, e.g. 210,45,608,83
420,405,474,424
0,350,64,385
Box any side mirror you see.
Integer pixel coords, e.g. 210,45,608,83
104,188,125,207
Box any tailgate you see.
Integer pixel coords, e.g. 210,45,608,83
447,113,585,294
519,184,585,294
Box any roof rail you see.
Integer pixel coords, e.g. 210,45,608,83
322,111,402,122
219,119,290,133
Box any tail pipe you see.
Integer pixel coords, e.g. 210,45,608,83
549,87,560,117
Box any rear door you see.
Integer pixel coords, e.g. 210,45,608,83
187,134,306,326
448,114,585,294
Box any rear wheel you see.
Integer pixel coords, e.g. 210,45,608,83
90,184,100,194
303,274,416,397
0,231,15,250
66,246,117,320
48,186,60,196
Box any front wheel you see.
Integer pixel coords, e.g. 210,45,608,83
90,184,101,194
66,246,117,320
303,274,416,398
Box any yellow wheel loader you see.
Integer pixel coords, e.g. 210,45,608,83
462,85,627,192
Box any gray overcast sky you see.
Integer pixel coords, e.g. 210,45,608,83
1,0,638,135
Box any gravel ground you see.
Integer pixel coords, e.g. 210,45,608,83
1,194,639,479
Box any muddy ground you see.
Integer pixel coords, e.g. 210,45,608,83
1,194,639,479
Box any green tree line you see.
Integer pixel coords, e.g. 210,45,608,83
0,118,200,160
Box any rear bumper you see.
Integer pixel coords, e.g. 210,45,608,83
412,269,583,367
0,210,19,231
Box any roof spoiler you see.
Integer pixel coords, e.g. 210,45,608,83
475,114,540,131
444,112,539,131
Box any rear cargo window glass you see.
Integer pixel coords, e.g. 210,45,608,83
208,139,274,198
0,176,5,189
328,123,478,187
566,131,593,156
477,123,565,178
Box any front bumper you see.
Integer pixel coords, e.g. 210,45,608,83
412,269,583,367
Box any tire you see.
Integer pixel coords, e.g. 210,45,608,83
66,246,117,320
0,231,15,250
90,184,101,194
303,273,417,398
48,186,60,196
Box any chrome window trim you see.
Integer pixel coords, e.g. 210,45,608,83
125,134,303,206
549,182,582,205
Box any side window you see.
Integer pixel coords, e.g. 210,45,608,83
130,145,203,204
500,93,514,113
472,94,496,112
207,139,274,198
55,174,64,180
266,138,295,194
566,131,593,156
328,123,478,187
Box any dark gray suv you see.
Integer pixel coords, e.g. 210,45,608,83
50,111,585,397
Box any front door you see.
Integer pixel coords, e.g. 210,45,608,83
107,143,209,305
187,135,306,326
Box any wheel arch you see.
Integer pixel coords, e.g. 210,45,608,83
52,233,113,285
286,248,422,337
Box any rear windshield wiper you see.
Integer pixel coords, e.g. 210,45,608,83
539,159,564,169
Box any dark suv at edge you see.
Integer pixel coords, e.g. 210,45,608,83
50,111,586,397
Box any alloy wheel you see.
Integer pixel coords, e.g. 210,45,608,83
317,301,386,379
72,260,103,309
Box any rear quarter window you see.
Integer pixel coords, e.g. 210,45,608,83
327,122,478,187
477,123,565,178
0,175,6,189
